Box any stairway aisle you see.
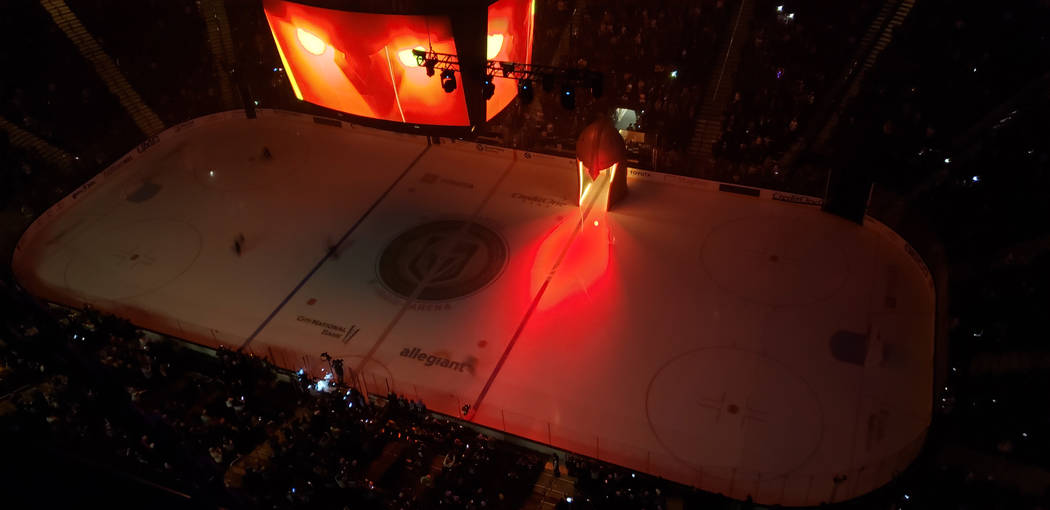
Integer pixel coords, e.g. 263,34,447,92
806,0,917,154
0,116,75,170
686,0,756,171
39,0,166,137
198,0,238,110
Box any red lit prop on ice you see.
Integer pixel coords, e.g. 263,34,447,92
263,0,469,125
575,119,628,210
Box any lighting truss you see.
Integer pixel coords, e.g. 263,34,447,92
412,49,602,89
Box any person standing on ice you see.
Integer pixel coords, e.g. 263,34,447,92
233,233,245,256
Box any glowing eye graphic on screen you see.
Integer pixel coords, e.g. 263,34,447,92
486,33,504,60
398,46,426,67
296,28,326,55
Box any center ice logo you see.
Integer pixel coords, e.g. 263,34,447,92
377,221,507,301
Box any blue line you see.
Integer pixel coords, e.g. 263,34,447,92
237,144,431,352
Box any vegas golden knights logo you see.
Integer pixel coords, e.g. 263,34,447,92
377,221,507,301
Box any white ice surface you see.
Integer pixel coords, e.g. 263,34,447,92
14,110,933,505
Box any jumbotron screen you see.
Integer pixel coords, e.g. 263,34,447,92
485,0,535,120
263,0,469,125
263,0,534,126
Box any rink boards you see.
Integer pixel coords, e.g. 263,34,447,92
13,110,935,505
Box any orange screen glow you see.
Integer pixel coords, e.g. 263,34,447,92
485,0,535,120
263,0,469,126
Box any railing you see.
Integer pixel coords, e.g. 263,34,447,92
16,109,937,507
38,287,931,507
330,368,929,506
32,293,933,507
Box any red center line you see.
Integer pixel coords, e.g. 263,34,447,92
467,178,604,420
237,144,431,353
352,154,519,374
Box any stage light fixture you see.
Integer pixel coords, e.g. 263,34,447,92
517,79,534,104
441,69,457,93
482,74,496,100
500,62,515,77
425,58,437,77
560,84,575,110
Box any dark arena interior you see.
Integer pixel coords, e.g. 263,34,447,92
1,1,1049,509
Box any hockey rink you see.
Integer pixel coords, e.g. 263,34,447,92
12,110,935,506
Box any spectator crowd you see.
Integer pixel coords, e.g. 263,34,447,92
1,272,686,509
490,0,732,171
0,286,549,508
710,0,878,193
